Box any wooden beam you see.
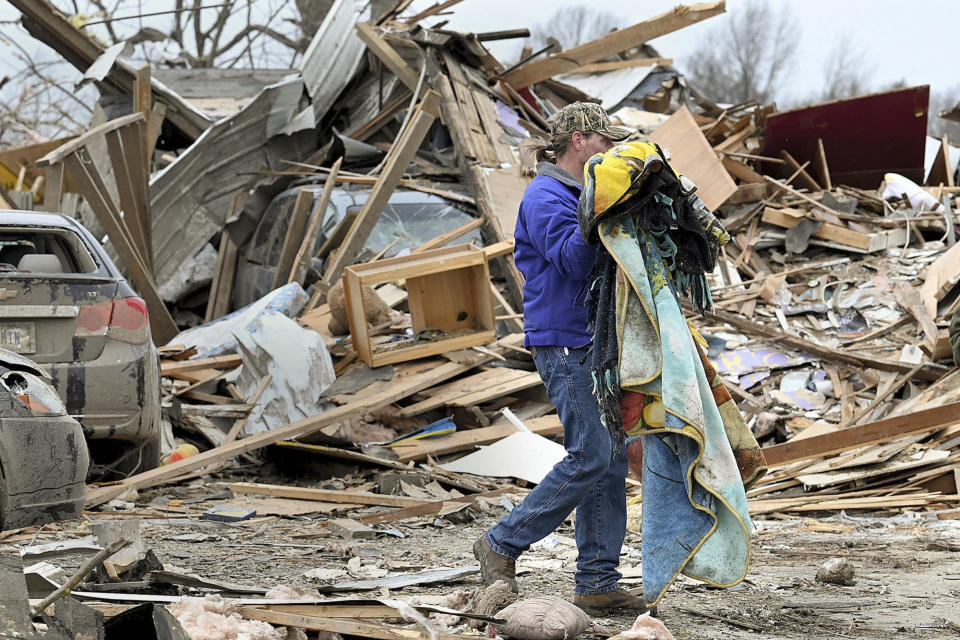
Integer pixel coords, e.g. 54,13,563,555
412,217,484,253
695,305,948,381
62,149,177,344
288,158,342,286
571,58,673,74
358,488,517,525
321,91,441,288
160,354,243,376
721,155,764,184
42,162,63,212
85,355,494,507
229,482,427,508
204,232,238,323
401,0,464,24
761,401,960,467
815,138,832,190
354,22,420,91
780,150,821,191
36,113,144,168
390,415,561,462
237,609,482,640
501,2,725,87
104,123,152,272
271,188,315,291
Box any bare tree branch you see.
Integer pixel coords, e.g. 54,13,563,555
686,0,799,104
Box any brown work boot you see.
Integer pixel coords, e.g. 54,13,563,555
573,588,657,615
473,535,518,593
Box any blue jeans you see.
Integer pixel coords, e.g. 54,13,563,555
485,345,628,595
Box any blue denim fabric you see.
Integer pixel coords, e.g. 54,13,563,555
485,345,628,595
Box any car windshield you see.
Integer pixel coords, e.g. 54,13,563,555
0,228,102,275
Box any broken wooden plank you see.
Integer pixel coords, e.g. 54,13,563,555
501,2,725,87
359,487,517,526
780,149,821,191
761,206,908,253
321,91,442,288
86,354,496,507
60,148,178,344
696,306,948,381
919,240,960,318
288,157,342,286
271,188,315,291
204,231,239,323
229,483,427,508
354,22,420,91
412,217,484,253
760,401,960,467
160,355,243,376
815,138,832,190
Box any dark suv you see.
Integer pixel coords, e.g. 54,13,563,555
0,212,161,476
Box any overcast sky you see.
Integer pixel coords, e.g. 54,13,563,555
406,0,959,105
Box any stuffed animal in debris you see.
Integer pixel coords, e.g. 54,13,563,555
326,280,392,335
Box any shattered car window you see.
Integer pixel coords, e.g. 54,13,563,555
0,228,103,275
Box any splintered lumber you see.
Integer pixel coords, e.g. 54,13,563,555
412,217,484,253
749,492,953,515
288,157,342,285
761,206,909,253
925,135,955,188
229,483,427,508
391,414,562,462
648,106,736,210
919,240,960,317
760,401,960,467
501,2,725,87
397,368,542,417
815,138,833,190
780,150,821,191
572,58,673,73
160,355,243,376
321,91,442,288
354,22,420,90
697,306,948,381
237,609,482,640
271,188,315,290
358,487,517,525
204,230,238,323
85,353,496,507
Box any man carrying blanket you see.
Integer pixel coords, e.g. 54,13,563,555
473,102,652,613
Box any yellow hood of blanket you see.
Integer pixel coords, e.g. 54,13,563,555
586,141,680,216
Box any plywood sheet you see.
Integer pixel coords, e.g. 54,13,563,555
649,106,736,210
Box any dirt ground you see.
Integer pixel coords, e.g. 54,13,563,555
30,463,960,640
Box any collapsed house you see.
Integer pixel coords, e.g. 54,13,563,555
1,0,960,638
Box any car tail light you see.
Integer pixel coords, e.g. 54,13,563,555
75,301,113,338
1,371,66,417
75,297,149,343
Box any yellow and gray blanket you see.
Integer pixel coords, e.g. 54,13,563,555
578,141,766,605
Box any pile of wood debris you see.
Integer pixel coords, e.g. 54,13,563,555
1,0,959,602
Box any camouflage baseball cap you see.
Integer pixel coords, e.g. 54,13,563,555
551,102,631,141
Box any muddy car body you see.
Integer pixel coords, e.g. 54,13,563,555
0,347,88,528
0,212,161,475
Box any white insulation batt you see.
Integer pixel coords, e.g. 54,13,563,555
234,311,335,435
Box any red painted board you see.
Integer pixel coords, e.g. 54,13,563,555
764,86,929,189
